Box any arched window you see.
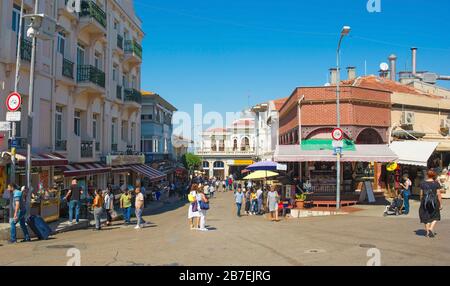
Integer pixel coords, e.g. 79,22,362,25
241,137,250,151
219,139,225,152
211,135,217,151
213,161,225,169
203,161,210,169
233,139,238,151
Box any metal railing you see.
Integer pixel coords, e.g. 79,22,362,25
117,34,123,50
81,141,93,158
62,58,74,79
80,0,107,28
125,40,142,59
111,144,118,152
77,65,105,88
55,140,67,151
20,38,32,62
116,85,123,100
196,148,255,155
124,88,142,104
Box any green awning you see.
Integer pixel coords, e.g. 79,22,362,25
301,139,356,151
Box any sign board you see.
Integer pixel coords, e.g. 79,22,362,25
6,112,21,122
276,163,288,171
106,155,145,166
230,160,254,166
332,140,344,148
0,122,11,131
6,92,21,112
333,147,343,156
359,181,376,203
331,128,344,141
10,139,18,148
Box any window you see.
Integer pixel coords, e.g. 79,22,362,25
77,44,85,65
131,123,135,145
112,65,118,81
12,5,21,32
92,114,98,140
164,138,168,153
55,107,63,141
57,32,66,56
153,139,159,153
131,75,137,89
111,119,117,144
121,121,128,141
123,74,128,88
141,140,153,153
113,20,119,31
74,111,81,136
94,53,101,69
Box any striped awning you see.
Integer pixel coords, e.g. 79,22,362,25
111,165,132,173
15,152,68,167
129,164,166,182
63,162,111,177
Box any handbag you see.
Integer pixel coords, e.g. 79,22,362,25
191,201,198,212
199,201,210,210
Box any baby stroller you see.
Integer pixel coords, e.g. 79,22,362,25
383,197,404,216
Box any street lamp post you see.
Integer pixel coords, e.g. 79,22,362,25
336,26,351,211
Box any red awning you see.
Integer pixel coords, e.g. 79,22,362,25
129,164,166,182
16,152,68,167
63,162,111,177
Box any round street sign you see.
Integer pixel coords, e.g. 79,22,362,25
6,92,21,112
332,128,344,141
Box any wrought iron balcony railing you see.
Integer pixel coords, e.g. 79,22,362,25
125,40,142,59
124,88,142,104
77,65,105,88
62,58,74,79
80,0,107,28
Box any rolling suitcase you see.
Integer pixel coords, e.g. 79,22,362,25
27,215,52,240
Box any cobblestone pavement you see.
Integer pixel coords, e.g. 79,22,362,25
0,192,449,266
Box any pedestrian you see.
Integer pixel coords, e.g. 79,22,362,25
222,180,226,192
244,187,251,215
120,189,132,225
400,174,412,215
203,183,210,198
134,187,145,229
65,179,83,225
228,177,233,191
267,186,280,222
209,183,215,198
419,170,443,238
92,189,104,231
250,188,258,215
197,188,209,232
234,187,244,217
256,185,263,215
188,184,200,230
9,185,31,243
103,187,114,226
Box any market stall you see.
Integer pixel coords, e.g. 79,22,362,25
30,185,61,223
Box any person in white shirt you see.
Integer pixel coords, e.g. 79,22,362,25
209,184,215,198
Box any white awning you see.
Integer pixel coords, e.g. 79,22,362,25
389,141,439,167
274,145,398,163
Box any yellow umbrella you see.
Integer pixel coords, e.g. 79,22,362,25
243,170,279,180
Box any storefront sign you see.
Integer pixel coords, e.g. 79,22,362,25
231,160,254,166
106,155,145,166
0,122,11,131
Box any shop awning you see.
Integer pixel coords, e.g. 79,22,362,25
15,152,68,167
389,141,438,167
129,164,166,182
63,162,111,177
274,144,398,163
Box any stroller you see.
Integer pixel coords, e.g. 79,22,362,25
384,196,404,216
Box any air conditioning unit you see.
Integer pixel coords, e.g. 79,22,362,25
401,111,415,126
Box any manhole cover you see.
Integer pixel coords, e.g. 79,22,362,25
46,245,76,249
305,249,326,254
359,244,377,249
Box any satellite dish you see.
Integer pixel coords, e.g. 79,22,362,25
380,62,389,71
324,83,331,87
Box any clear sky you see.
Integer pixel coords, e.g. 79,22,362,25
136,0,450,121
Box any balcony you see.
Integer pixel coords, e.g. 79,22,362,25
117,34,124,50
59,0,79,21
79,0,107,39
124,40,142,67
20,38,32,62
116,85,123,101
124,88,142,106
81,141,94,158
196,147,256,156
55,140,67,151
62,58,74,79
77,65,105,94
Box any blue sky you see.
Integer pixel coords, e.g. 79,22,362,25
136,0,450,120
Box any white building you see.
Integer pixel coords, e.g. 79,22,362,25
0,0,163,192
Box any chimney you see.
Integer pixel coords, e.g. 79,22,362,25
411,47,417,75
329,68,338,85
389,54,397,81
347,66,356,81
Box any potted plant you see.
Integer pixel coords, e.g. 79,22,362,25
295,194,307,209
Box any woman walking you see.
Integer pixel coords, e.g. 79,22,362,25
244,186,251,215
92,189,104,231
267,187,280,222
419,170,443,238
197,188,210,232
250,188,258,215
104,187,114,226
188,184,200,230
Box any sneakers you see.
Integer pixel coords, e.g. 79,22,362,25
199,228,209,232
68,222,73,226
20,238,31,243
134,225,142,229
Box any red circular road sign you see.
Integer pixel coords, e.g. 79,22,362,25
332,128,344,141
6,92,22,112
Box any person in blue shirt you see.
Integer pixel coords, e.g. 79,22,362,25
9,184,31,244
234,187,245,217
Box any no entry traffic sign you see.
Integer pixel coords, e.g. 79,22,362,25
6,92,22,112
332,128,344,141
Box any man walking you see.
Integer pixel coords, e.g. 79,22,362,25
234,188,245,217
134,187,145,229
65,179,83,225
9,185,31,243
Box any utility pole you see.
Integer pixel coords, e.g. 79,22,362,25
11,0,25,187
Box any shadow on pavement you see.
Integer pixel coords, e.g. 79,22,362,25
414,229,427,237
145,199,188,216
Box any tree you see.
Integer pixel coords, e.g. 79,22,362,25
181,153,202,173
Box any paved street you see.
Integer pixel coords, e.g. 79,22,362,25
0,191,449,266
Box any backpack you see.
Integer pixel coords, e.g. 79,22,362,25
423,189,437,212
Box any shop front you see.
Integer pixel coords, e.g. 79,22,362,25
227,159,254,179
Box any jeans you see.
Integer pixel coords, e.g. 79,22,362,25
258,198,263,214
135,208,143,226
68,200,80,223
122,207,131,223
105,209,112,223
251,200,258,213
93,207,103,230
10,210,30,242
403,190,410,214
236,203,242,217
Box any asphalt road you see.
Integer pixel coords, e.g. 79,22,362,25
0,191,449,266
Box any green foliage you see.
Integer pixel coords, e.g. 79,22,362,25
296,194,307,201
181,153,202,171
